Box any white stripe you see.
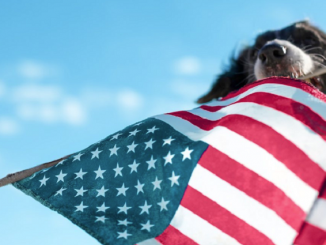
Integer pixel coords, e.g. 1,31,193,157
189,165,297,244
190,102,326,170
201,126,317,212
137,238,162,245
306,198,326,231
156,114,318,212
205,83,326,121
170,205,242,245
155,114,209,141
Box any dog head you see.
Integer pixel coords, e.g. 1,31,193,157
197,21,326,103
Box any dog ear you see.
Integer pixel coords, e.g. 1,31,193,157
197,47,252,104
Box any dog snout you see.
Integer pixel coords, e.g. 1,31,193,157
258,43,287,66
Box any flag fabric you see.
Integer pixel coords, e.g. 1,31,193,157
13,77,326,245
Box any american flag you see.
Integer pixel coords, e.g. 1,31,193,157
13,77,326,245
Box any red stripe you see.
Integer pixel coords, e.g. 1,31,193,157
168,111,325,190
199,146,305,230
294,222,326,245
155,225,198,245
181,186,275,245
220,77,326,103
201,92,326,142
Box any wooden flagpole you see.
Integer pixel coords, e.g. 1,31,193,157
0,155,71,188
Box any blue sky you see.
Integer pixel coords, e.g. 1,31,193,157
1,1,326,244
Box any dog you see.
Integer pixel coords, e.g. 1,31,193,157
197,21,326,103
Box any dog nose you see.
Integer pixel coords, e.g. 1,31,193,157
258,43,287,65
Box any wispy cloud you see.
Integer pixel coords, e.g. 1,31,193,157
12,83,86,125
17,60,59,80
174,56,201,75
116,89,144,112
0,117,20,135
170,79,209,100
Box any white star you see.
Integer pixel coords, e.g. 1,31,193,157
134,121,143,126
73,153,84,162
144,138,156,150
39,175,50,187
128,160,140,173
152,176,162,190
128,128,140,137
96,186,109,197
118,218,132,226
74,168,87,180
168,171,180,187
94,166,106,179
95,216,107,223
139,200,152,215
41,168,50,173
127,141,138,153
75,186,88,197
55,170,67,183
55,159,66,167
157,197,170,211
116,183,129,196
118,202,132,214
29,173,37,179
97,202,110,213
146,125,159,134
163,151,175,165
91,148,102,159
181,147,193,161
109,144,120,156
113,163,123,177
75,201,88,212
135,180,144,194
110,133,122,140
54,187,67,196
117,230,132,240
163,136,175,146
140,220,155,232
146,155,157,170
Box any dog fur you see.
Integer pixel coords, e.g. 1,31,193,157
197,21,326,103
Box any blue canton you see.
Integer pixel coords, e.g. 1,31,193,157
13,118,208,245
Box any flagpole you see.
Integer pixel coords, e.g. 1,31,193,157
0,155,71,188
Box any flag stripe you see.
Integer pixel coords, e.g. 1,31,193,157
213,115,324,191
294,222,326,245
169,205,242,245
167,110,324,190
156,114,318,212
188,164,297,244
181,185,275,245
201,92,326,142
217,78,326,105
155,225,198,245
200,126,317,213
171,102,326,170
199,145,305,230
306,198,326,231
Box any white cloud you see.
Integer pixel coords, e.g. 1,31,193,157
174,56,201,75
170,79,210,100
61,98,86,125
116,89,144,111
12,84,62,103
18,60,58,80
13,83,87,125
0,117,20,135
